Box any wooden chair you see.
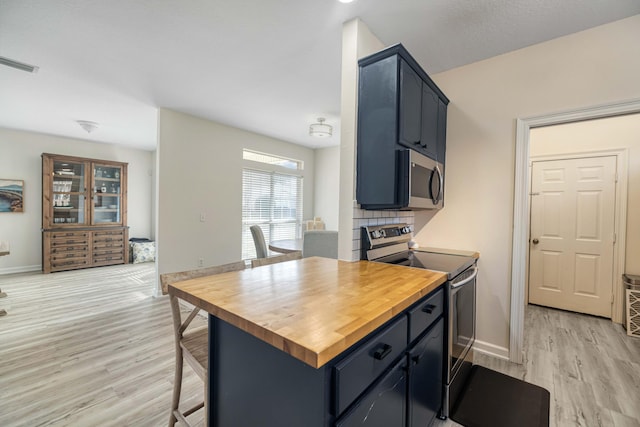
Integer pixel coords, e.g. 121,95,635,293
250,251,302,268
160,260,246,427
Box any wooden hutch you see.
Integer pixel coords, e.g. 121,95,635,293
42,153,129,273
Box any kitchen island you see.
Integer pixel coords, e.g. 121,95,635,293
169,257,447,427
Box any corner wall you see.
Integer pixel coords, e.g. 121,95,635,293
339,19,417,261
156,109,315,277
0,128,154,274
413,15,640,356
314,146,340,231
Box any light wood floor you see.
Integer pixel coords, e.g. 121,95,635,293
435,305,640,427
0,264,204,427
1,265,639,427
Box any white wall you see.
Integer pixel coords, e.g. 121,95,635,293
412,15,640,357
530,113,640,274
156,108,315,276
0,127,154,274
313,146,340,231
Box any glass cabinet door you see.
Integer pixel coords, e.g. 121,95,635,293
52,160,87,225
92,164,123,225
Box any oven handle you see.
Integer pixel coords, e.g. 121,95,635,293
450,267,478,289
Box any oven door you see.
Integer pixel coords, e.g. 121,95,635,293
448,266,477,380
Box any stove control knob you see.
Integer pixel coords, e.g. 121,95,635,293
379,229,386,237
401,226,411,234
371,230,381,239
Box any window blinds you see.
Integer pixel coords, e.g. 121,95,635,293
242,168,303,260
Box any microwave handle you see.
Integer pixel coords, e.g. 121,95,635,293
431,165,443,204
435,165,443,203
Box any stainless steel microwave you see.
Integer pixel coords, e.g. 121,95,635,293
399,149,444,209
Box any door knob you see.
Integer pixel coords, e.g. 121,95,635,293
532,238,539,245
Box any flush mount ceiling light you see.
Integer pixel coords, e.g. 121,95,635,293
309,117,332,138
76,120,99,133
337,0,356,3
0,56,39,73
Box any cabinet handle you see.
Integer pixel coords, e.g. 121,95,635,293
411,355,422,365
421,304,436,314
372,343,392,360
413,140,421,145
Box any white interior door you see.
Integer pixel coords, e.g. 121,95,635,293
529,156,616,318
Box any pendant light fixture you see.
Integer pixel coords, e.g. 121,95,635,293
309,117,332,138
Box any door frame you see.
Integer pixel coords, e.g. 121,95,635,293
510,98,640,364
527,151,627,317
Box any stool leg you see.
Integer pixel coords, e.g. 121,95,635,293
169,348,183,427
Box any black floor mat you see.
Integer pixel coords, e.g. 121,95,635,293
450,365,550,427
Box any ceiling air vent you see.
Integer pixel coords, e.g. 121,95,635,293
0,56,39,73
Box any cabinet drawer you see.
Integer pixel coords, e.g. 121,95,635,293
94,247,124,257
93,229,125,239
333,316,408,416
51,244,88,253
50,231,90,239
51,252,88,262
408,287,444,343
93,254,124,265
93,240,124,249
51,258,89,270
50,232,89,246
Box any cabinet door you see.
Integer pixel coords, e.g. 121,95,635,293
47,158,89,227
419,85,439,160
92,163,125,225
335,358,407,427
399,59,422,150
436,99,447,165
409,317,444,427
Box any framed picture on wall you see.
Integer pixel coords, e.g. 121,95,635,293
0,179,24,213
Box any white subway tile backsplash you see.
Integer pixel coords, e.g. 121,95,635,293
350,208,415,261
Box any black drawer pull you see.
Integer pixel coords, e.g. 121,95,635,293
411,355,422,365
421,304,436,314
373,344,392,360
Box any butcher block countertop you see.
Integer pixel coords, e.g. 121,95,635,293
168,257,446,369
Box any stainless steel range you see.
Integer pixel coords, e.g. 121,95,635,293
361,223,478,419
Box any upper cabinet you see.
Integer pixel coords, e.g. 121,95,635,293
92,162,126,226
399,59,440,160
356,44,448,210
42,154,127,228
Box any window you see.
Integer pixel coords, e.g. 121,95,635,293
242,150,303,260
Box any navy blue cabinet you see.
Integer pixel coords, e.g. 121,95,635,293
209,286,445,427
336,358,408,427
398,59,439,161
357,44,448,210
399,59,422,151
408,318,444,427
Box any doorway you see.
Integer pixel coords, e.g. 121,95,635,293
528,155,617,318
510,100,640,364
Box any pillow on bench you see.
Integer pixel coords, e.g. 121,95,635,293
132,241,155,264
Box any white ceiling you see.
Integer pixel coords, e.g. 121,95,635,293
1,1,639,151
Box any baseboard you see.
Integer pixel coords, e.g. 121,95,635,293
0,265,42,276
473,339,510,360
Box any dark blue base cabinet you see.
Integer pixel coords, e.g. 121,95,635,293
208,288,444,427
